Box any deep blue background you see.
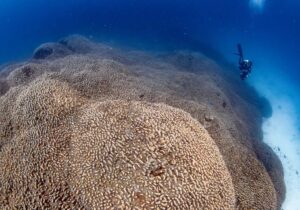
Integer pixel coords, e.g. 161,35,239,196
0,0,299,84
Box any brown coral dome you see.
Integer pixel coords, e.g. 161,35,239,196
0,35,285,209
70,100,236,209
0,78,236,209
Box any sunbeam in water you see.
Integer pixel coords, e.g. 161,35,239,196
249,0,266,11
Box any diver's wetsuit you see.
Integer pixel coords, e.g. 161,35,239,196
239,59,252,80
237,44,252,80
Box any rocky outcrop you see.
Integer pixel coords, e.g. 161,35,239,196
0,35,285,209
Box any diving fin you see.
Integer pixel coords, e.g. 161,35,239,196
237,43,244,58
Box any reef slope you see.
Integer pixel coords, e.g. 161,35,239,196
0,35,285,209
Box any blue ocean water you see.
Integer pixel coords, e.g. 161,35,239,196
0,0,299,208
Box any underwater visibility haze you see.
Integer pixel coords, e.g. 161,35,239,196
0,0,299,209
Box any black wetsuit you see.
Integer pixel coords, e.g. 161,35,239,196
239,58,252,80
236,44,253,80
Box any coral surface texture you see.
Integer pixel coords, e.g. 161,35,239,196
0,35,285,209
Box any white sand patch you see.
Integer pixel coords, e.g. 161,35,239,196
251,70,300,210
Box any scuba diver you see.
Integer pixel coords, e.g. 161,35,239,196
235,44,253,80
